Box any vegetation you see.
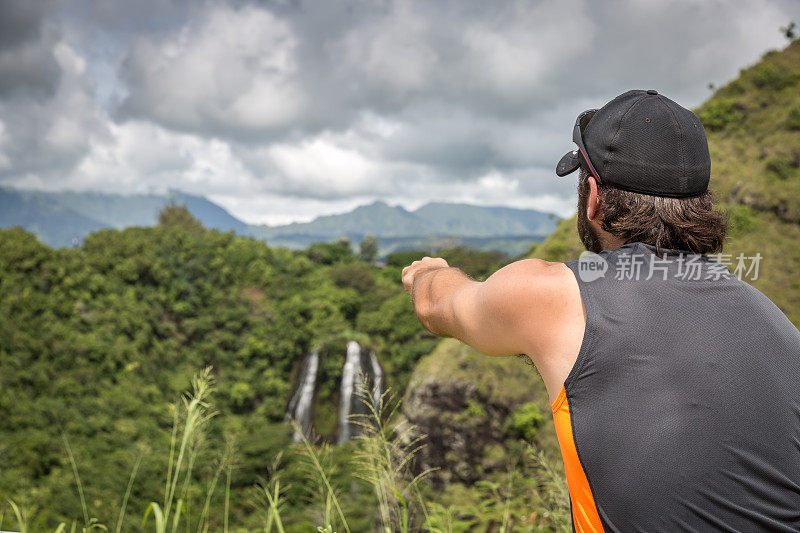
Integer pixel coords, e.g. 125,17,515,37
696,98,745,131
1,359,567,532
0,207,566,530
385,247,510,280
358,235,378,264
0,208,439,530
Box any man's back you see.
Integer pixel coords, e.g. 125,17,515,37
558,242,800,531
403,89,800,531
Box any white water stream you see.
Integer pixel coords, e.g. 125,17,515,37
338,341,362,443
286,341,384,443
368,349,383,414
286,350,319,442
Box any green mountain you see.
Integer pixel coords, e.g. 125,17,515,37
1,188,557,256
413,202,558,237
254,200,427,239
0,187,248,247
0,188,109,247
254,200,557,240
528,39,800,325
251,200,559,256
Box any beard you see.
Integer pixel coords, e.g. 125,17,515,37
577,174,604,253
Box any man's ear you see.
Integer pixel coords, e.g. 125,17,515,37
586,175,601,222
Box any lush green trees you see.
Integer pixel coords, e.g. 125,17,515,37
0,208,564,530
0,210,442,529
157,203,207,233
386,246,509,280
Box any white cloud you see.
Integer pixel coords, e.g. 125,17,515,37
267,138,382,197
1,0,799,225
120,4,303,136
66,119,258,196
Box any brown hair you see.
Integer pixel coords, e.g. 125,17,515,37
578,168,728,255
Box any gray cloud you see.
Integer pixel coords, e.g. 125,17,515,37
0,0,798,223
0,0,61,98
0,0,109,180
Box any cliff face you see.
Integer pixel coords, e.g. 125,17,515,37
399,338,560,485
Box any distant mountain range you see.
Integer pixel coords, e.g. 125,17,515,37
0,187,559,257
249,200,559,255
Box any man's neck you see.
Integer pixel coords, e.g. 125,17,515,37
599,235,628,252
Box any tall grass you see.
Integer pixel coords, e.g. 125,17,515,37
115,450,143,533
249,453,286,533
0,367,232,533
290,418,351,533
4,499,28,533
527,446,570,530
350,374,435,533
142,366,222,533
286,371,435,532
3,365,571,532
197,438,235,533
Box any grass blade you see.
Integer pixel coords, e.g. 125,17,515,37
223,464,231,533
142,502,166,533
115,450,143,533
62,435,90,527
7,499,27,533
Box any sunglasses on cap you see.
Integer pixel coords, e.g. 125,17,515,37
556,109,602,184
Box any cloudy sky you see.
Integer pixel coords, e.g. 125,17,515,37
0,0,797,224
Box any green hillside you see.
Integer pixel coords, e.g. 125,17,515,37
529,39,800,325
0,209,567,531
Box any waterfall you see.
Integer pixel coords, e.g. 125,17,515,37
286,350,319,442
338,341,362,443
287,341,384,444
368,349,383,414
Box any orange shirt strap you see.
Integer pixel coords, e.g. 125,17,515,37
551,386,604,532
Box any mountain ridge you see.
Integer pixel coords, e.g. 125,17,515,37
0,187,559,255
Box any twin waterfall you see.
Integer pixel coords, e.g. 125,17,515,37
285,349,319,442
286,341,383,443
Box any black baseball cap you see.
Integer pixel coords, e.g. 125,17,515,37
555,89,711,198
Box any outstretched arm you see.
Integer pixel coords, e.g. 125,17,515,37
402,257,560,357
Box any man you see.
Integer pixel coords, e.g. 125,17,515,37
402,90,800,531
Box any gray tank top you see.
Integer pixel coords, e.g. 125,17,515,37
562,241,800,531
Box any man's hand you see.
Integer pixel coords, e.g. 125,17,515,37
401,256,449,296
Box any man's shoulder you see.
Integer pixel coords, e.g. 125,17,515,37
490,258,576,288
484,258,579,309
488,259,585,391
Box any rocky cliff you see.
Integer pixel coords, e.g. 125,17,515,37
399,338,560,486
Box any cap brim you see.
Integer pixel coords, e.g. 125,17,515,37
556,150,581,177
